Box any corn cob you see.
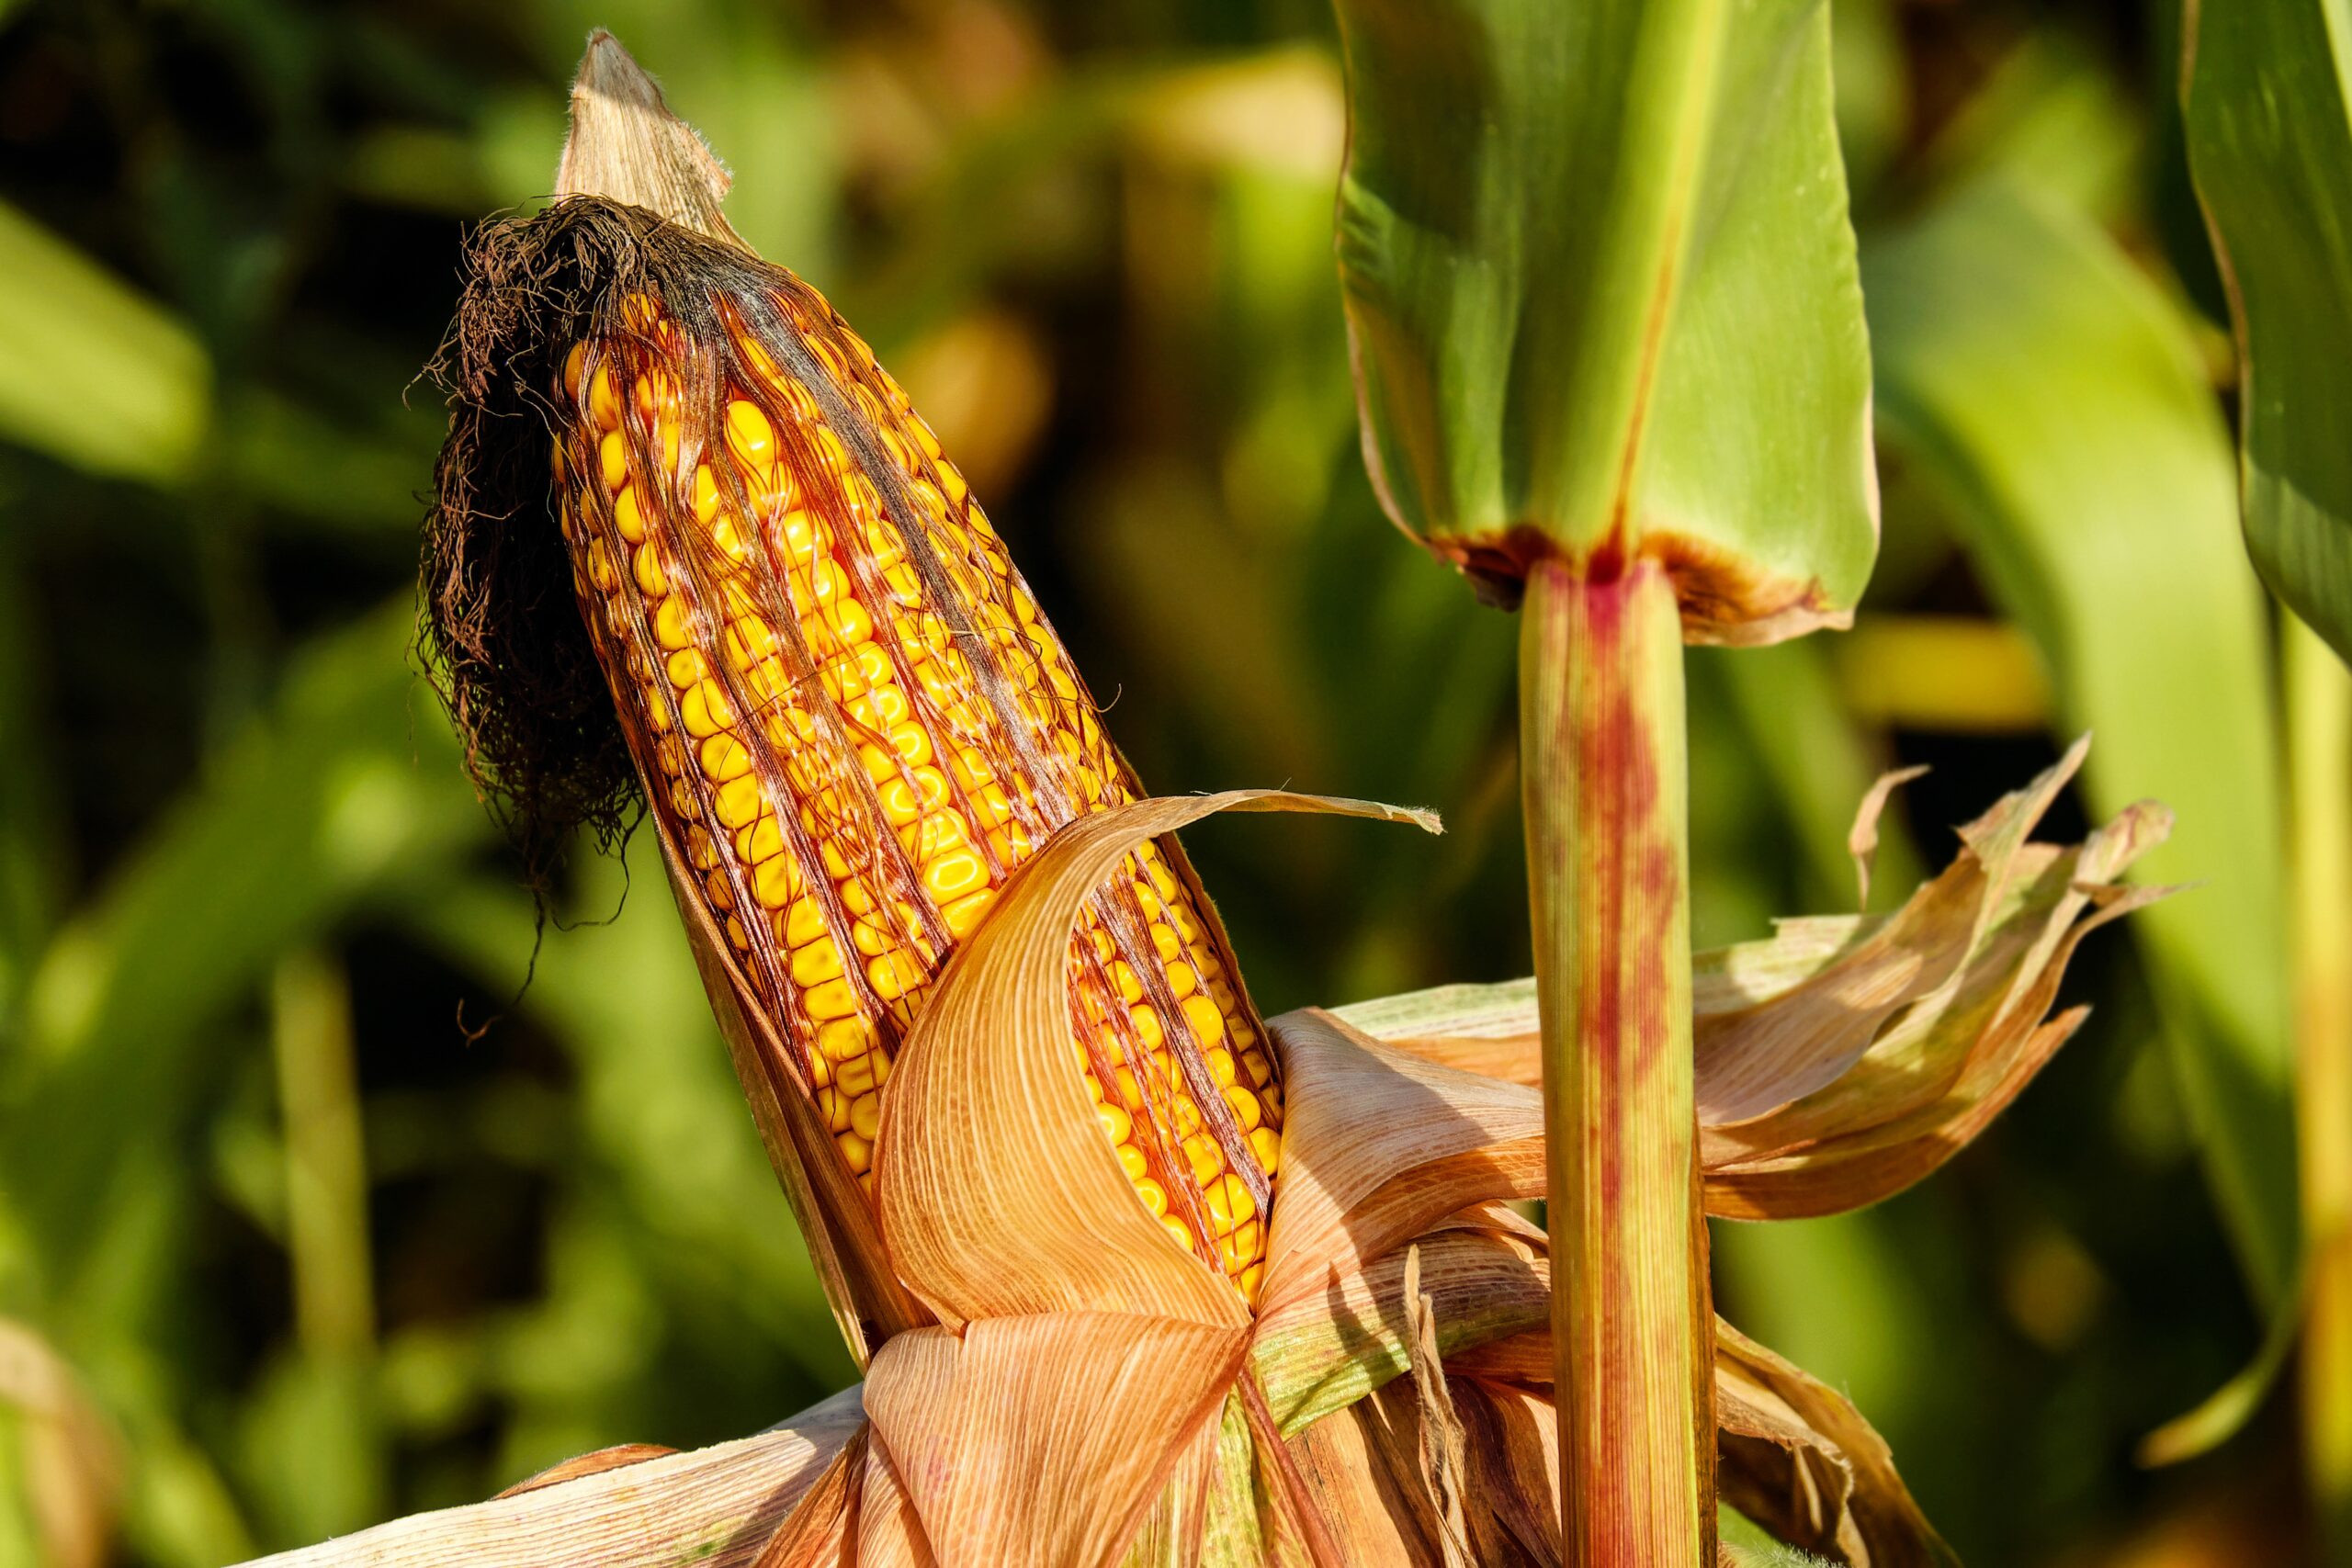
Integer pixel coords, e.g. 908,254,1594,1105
547,271,1280,1299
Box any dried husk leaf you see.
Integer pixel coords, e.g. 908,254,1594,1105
1329,743,2170,1219
1401,1247,1476,1567
1713,1320,1957,1568
1125,1395,1226,1568
496,1444,678,1498
876,790,1433,1331
862,1313,1249,1568
1258,1010,1544,1314
852,1440,932,1568
751,1427,864,1568
1848,766,1928,909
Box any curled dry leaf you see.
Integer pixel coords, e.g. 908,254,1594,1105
1849,765,1929,909
876,788,1435,1332
1714,1320,1958,1568
1330,739,2172,1220
1258,1011,1544,1311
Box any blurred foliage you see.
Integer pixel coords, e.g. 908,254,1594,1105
0,0,2315,1563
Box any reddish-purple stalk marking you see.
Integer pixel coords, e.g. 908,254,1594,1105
1522,552,1713,1564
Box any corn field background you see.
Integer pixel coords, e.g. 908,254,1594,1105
0,0,2311,1562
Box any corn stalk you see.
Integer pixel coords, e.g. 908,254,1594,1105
1521,558,1710,1555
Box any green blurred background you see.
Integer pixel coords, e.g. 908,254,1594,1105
0,0,2314,1562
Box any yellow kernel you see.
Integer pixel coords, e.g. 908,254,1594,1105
1173,1095,1204,1138
941,887,996,937
1180,993,1227,1050
728,399,776,466
1116,1143,1148,1180
1161,1215,1194,1252
847,684,910,731
692,464,722,524
1238,1262,1264,1301
818,1016,876,1062
1114,1067,1143,1111
599,431,628,491
849,918,896,958
714,774,764,829
633,543,668,597
700,732,752,783
614,484,647,543
804,976,860,1020
654,595,695,649
784,897,828,946
866,950,925,1001
817,1086,850,1133
666,647,707,690
969,784,1015,829
792,938,845,987
753,855,797,909
836,1053,879,1100
1223,1084,1262,1133
1134,1178,1168,1218
888,723,936,770
683,680,737,739
1110,961,1143,1005
849,1091,882,1141
1182,1134,1223,1187
1219,1221,1263,1270
1241,1051,1273,1088
837,1132,873,1175
901,810,969,863
1205,1048,1238,1089
1096,1102,1133,1145
1127,1005,1164,1052
1205,1172,1256,1229
922,849,988,902
584,537,618,592
589,367,620,430
1249,1128,1281,1173
1167,963,1198,999
725,914,750,951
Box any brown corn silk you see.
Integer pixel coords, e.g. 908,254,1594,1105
437,200,1280,1298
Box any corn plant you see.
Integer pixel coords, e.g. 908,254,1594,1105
381,27,2162,1564
9,1,2343,1564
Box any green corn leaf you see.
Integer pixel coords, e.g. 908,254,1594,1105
6,604,486,1284
0,199,210,485
1863,178,2295,1301
2182,0,2352,665
1330,0,1875,637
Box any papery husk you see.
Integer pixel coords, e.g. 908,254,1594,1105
876,788,1433,1333
863,1314,1249,1566
1329,739,2173,1220
1713,1321,1958,1568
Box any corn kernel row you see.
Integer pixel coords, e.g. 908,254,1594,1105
548,282,1281,1296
